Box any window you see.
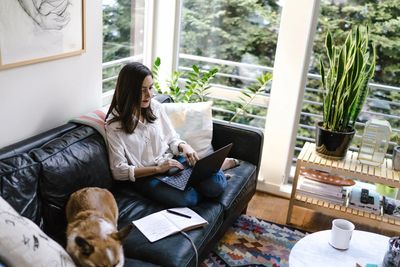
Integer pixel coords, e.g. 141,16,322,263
102,0,147,93
178,0,281,128
176,0,320,194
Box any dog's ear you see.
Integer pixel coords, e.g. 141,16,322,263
75,236,94,256
112,224,134,242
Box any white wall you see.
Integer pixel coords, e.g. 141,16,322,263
0,1,102,148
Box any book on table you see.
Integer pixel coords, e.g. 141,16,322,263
132,207,208,242
296,190,347,205
298,175,347,195
297,175,348,204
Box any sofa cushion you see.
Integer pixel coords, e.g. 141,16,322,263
112,182,161,219
112,181,224,267
30,126,113,244
0,153,41,225
218,161,257,211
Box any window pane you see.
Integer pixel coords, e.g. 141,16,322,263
295,0,400,166
178,0,281,129
102,0,146,93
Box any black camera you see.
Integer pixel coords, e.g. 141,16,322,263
360,188,374,204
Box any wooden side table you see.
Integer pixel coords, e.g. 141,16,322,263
286,142,400,232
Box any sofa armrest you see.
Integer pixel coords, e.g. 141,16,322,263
212,120,263,169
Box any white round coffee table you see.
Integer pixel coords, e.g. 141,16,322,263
289,230,389,267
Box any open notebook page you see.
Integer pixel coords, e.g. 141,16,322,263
132,207,207,242
165,207,208,231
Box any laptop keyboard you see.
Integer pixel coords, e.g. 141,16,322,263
164,169,192,189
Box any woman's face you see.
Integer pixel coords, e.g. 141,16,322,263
140,75,153,108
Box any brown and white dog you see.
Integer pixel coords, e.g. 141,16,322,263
66,187,133,267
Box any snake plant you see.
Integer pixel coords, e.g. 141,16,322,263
319,26,376,132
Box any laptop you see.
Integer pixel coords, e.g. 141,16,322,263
156,143,233,191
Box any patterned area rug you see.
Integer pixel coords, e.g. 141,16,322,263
201,215,308,267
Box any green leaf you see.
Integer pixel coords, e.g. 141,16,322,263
155,57,161,66
325,31,333,62
320,58,326,90
230,71,272,123
242,92,251,98
319,25,375,132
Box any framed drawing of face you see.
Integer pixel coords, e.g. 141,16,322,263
0,0,85,69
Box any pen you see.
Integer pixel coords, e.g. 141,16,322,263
166,209,191,219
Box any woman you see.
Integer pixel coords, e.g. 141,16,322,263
105,62,236,207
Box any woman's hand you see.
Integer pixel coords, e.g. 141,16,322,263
179,143,199,166
156,159,184,174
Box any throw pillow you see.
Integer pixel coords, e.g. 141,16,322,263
69,104,110,141
0,196,76,267
162,101,214,158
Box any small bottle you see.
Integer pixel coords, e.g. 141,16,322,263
358,119,392,166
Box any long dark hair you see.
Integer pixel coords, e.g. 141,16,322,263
105,62,157,134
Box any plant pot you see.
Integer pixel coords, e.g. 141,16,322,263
315,122,355,160
393,145,400,171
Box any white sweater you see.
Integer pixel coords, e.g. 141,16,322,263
105,100,185,182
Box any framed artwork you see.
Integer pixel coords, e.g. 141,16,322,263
0,0,85,70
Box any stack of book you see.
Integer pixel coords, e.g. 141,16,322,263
297,175,348,205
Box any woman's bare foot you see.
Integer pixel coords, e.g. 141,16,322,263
221,158,240,171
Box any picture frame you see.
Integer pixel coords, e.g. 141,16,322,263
0,0,86,70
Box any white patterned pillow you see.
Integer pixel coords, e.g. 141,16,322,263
162,102,214,158
0,197,76,267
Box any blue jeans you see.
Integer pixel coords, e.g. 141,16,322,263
134,156,227,207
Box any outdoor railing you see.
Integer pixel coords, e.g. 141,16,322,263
102,53,400,165
102,55,143,93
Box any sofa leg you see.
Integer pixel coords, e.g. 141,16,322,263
241,205,248,214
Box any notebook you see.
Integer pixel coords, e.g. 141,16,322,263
132,207,208,242
156,143,233,191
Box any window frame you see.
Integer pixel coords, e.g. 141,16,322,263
101,0,156,105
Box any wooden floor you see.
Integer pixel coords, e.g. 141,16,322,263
246,191,399,237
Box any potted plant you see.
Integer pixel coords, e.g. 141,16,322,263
316,26,376,159
152,57,218,103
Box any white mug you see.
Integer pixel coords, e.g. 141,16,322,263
329,219,355,250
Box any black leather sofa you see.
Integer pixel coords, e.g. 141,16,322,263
0,99,263,267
